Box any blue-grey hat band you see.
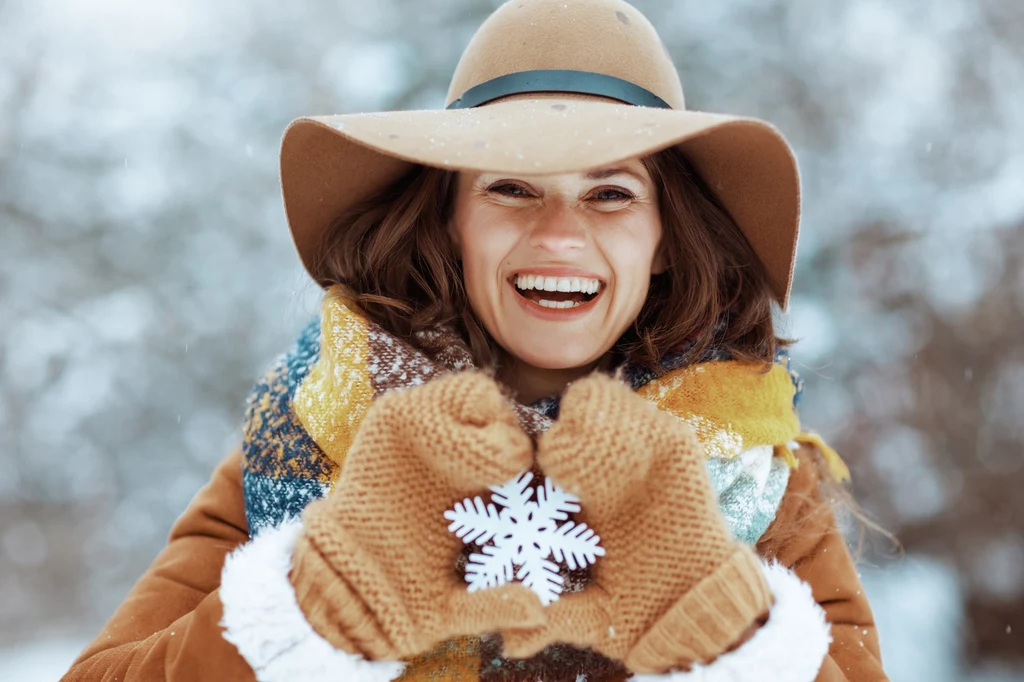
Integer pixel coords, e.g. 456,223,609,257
447,69,672,110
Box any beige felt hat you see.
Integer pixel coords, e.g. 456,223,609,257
280,0,801,308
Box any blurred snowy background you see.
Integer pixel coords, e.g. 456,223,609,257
1,0,1022,679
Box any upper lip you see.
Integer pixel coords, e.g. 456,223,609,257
508,266,606,282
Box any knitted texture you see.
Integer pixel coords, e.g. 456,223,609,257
634,358,801,461
502,373,773,672
627,546,772,671
239,286,837,681
289,372,547,659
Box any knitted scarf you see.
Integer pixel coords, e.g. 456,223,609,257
240,285,845,682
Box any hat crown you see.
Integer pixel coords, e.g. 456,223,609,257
446,0,685,110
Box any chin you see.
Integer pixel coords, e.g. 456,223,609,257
504,343,606,371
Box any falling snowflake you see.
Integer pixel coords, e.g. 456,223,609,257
444,471,604,605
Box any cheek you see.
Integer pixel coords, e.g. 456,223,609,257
456,216,518,295
605,218,663,286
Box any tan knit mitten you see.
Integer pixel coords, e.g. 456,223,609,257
502,372,772,673
289,372,548,661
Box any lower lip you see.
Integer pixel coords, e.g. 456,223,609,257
510,282,605,321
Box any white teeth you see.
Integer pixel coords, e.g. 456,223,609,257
537,299,582,309
514,274,604,293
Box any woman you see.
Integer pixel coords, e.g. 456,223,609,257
63,0,888,680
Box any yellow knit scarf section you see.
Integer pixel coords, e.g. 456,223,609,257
293,290,849,484
634,359,850,481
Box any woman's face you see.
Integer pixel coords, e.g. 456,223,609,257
450,156,665,371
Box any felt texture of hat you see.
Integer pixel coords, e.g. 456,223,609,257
279,0,801,308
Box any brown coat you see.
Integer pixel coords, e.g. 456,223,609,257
62,445,886,681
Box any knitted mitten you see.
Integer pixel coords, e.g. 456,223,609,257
502,372,772,673
289,371,548,661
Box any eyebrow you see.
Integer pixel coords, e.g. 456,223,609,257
583,167,648,184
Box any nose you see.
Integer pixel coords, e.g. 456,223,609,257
528,202,587,254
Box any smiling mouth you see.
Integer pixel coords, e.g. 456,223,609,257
510,274,605,309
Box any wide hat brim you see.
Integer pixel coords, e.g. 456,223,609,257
280,96,800,308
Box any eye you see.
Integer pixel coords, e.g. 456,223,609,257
488,182,533,197
589,187,634,202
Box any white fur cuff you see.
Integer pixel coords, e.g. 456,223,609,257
219,518,406,682
633,561,831,682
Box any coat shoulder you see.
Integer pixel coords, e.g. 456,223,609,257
756,443,844,565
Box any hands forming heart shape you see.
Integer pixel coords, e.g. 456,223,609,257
289,371,771,673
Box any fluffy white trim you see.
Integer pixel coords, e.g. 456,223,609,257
220,518,405,682
633,561,831,682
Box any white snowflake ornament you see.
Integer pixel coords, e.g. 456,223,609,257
444,471,604,605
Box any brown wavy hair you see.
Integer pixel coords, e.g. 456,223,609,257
316,144,791,373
